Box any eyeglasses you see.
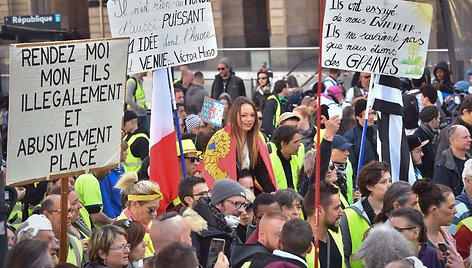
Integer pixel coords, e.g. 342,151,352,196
225,200,248,210
184,156,200,163
109,243,131,251
393,226,417,232
217,67,226,71
192,190,211,198
48,208,75,215
258,77,268,80
146,206,158,215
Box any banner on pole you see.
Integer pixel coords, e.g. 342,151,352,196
107,0,218,74
200,97,225,127
7,38,129,185
321,0,433,78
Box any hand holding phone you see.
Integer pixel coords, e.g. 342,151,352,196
206,238,226,268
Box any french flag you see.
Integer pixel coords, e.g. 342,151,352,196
150,68,180,214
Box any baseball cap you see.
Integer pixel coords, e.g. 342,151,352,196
278,112,300,125
332,134,352,150
16,215,53,241
407,135,429,151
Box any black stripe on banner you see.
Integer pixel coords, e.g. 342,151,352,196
398,126,411,182
372,99,403,116
377,112,391,167
378,75,401,89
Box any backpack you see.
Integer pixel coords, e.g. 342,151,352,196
402,91,419,129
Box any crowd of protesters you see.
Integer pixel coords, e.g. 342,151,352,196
3,58,472,268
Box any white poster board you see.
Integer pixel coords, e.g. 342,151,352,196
7,38,129,185
107,0,218,74
321,0,433,78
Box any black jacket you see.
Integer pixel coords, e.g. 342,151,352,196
230,242,270,268
415,123,439,178
433,148,470,196
211,73,246,101
299,139,332,196
249,251,307,268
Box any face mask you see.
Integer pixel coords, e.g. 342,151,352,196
224,215,240,228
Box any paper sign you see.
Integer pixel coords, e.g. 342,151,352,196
321,0,433,78
107,0,218,74
200,97,225,127
7,38,129,185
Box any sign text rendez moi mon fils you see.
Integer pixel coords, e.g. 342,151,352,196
107,0,218,74
7,39,129,185
322,0,433,78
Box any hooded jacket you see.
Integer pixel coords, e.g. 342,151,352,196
433,61,454,94
185,83,209,113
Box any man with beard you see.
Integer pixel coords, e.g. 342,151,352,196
304,182,345,268
407,135,429,180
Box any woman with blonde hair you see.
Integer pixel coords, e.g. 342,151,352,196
85,225,131,268
202,97,277,193
115,172,162,257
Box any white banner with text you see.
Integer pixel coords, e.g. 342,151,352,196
7,38,129,185
107,0,218,74
322,0,433,78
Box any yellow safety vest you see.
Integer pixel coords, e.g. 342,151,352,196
457,216,472,232
8,201,23,229
124,133,149,173
270,151,300,191
127,77,148,109
67,234,83,267
267,95,281,129
343,208,370,268
307,227,345,268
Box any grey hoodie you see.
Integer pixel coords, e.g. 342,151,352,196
185,83,209,113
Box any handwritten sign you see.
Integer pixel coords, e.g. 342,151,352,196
200,97,225,127
107,0,218,74
322,0,433,78
7,38,129,185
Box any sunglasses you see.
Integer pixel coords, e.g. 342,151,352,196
217,67,226,71
184,156,200,163
258,77,268,80
146,206,157,215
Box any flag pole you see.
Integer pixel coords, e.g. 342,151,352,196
356,73,376,178
314,0,325,266
164,68,187,176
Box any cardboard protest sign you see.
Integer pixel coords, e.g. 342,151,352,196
321,0,433,78
107,0,218,74
7,38,129,185
200,96,225,127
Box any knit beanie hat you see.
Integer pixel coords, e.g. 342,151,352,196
210,179,246,206
219,57,234,72
124,110,138,123
418,106,438,123
185,114,204,133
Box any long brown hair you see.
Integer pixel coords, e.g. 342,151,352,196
229,97,259,169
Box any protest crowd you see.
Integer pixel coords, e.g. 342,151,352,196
3,58,472,268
